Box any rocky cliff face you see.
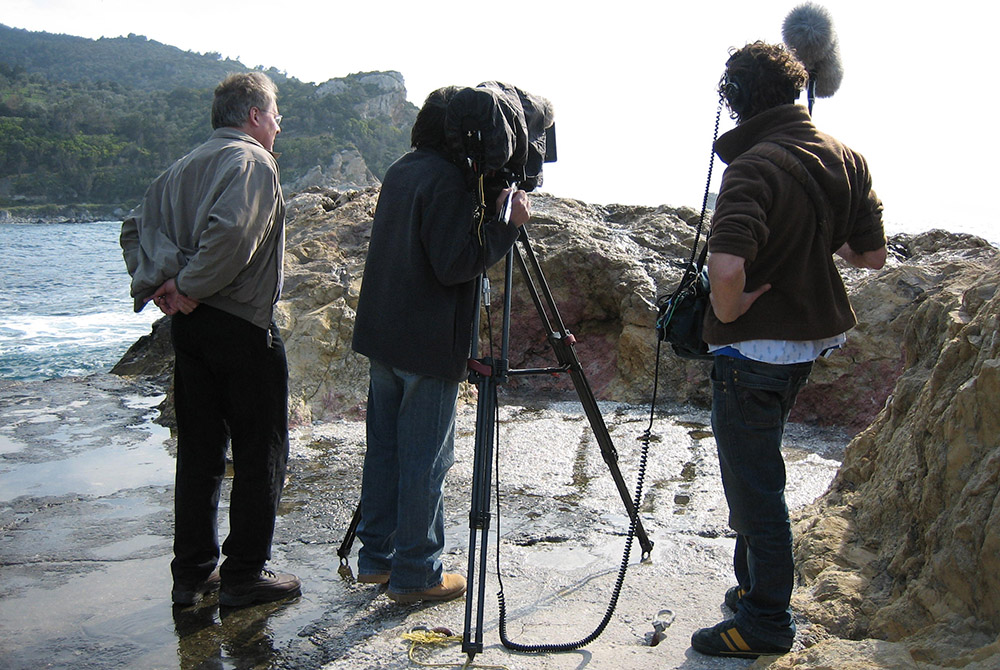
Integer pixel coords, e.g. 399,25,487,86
314,71,410,124
284,149,380,194
273,188,994,431
116,187,992,433
279,71,410,195
272,187,717,423
779,242,1000,669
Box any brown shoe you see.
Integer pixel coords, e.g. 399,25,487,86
172,570,221,606
219,569,301,607
358,573,390,584
388,573,466,603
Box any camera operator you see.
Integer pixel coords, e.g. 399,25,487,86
691,42,886,658
351,86,530,603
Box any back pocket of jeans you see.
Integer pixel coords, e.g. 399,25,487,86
733,369,788,429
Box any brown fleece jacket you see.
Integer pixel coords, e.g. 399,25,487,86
704,104,885,345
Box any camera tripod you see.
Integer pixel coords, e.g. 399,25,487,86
336,224,653,659
461,224,653,658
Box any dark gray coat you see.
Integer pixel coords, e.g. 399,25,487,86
352,148,520,381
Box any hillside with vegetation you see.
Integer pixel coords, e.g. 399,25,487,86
0,24,417,219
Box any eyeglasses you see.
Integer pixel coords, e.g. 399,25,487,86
256,108,282,125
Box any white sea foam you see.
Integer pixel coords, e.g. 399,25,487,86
0,311,156,349
0,221,161,380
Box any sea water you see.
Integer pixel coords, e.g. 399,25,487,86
0,221,160,381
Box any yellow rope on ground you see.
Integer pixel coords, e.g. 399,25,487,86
401,630,509,670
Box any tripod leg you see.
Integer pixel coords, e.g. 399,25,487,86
463,249,514,658
563,358,654,556
513,232,654,556
336,503,362,563
462,370,497,657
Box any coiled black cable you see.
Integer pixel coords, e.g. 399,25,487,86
495,337,665,652
682,104,723,275
491,107,721,653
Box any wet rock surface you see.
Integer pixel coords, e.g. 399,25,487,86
10,188,1000,668
0,373,847,669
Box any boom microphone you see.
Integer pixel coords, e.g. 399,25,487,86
782,2,843,99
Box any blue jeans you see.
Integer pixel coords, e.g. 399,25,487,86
357,359,459,593
710,354,812,647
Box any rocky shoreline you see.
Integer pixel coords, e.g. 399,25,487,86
5,186,1000,669
0,371,848,669
0,205,131,224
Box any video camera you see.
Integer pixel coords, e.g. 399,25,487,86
444,81,556,216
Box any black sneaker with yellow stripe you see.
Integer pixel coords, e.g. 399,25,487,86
724,585,746,611
691,619,791,659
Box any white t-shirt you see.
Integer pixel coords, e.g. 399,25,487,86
708,333,847,364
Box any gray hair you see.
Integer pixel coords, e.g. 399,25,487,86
211,72,278,130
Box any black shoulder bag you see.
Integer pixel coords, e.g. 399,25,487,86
655,244,711,360
654,106,722,361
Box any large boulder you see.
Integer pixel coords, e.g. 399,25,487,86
274,188,377,422
781,246,1000,669
274,188,994,430
793,231,996,432
273,188,727,423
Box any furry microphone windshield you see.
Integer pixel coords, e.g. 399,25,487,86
782,2,843,98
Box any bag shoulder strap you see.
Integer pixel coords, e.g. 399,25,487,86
743,141,834,237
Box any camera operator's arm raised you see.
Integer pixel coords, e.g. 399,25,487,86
423,184,530,287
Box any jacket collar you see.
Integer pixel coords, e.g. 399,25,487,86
210,127,280,159
714,104,813,164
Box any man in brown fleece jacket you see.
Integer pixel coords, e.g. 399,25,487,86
690,41,886,659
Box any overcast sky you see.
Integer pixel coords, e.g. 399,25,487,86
5,0,997,242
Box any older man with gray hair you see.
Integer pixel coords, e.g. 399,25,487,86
121,71,300,608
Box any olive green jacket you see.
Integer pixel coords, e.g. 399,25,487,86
121,128,285,330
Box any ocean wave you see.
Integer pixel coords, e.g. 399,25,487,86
0,312,158,347
0,311,159,380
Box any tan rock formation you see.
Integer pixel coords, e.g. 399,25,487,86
115,187,990,436
272,187,742,423
782,244,1000,669
274,189,993,430
284,149,380,194
314,71,411,124
275,188,377,423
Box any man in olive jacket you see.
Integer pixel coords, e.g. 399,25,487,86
690,42,886,659
121,72,300,608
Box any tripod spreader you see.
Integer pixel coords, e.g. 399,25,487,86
509,228,653,556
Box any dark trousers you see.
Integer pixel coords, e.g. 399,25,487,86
169,305,289,585
710,354,812,647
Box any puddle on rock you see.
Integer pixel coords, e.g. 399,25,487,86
0,430,25,455
1,379,851,669
0,430,174,500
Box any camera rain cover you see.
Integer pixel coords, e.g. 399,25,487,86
445,82,553,187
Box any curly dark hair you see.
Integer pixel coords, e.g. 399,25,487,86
718,41,808,123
